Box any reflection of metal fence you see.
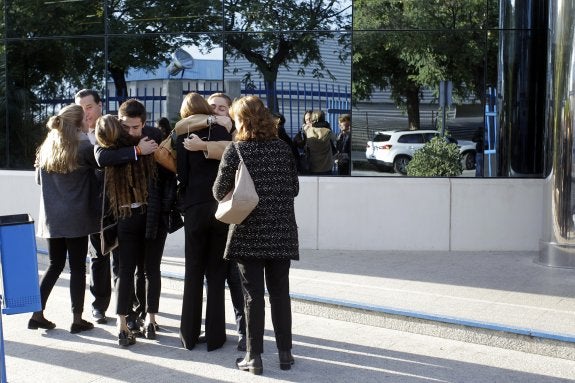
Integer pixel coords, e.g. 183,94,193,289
38,81,351,137
242,81,351,137
485,87,498,176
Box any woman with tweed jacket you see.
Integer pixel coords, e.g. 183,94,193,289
213,96,299,375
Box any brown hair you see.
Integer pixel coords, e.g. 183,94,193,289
230,96,277,141
95,114,156,219
180,92,213,118
118,98,147,124
338,114,351,124
36,104,85,173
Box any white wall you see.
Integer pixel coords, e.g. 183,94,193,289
0,171,545,251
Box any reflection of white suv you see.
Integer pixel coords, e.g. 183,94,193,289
365,130,476,175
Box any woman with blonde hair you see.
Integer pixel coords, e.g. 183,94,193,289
30,104,99,334
213,96,299,375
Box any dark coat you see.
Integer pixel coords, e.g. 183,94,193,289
213,139,299,261
37,134,100,238
94,126,173,239
176,123,233,211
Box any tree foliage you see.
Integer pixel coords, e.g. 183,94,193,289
223,0,352,111
353,0,498,129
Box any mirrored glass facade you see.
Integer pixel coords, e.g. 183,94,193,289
0,0,545,180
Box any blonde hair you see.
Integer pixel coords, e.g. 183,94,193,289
95,114,157,219
230,96,277,141
179,92,213,118
36,104,84,173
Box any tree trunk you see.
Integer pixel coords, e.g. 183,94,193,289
405,84,421,130
263,73,279,113
109,65,128,105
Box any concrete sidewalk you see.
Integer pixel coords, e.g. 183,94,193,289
2,245,575,381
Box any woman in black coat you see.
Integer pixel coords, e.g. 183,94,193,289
213,96,299,375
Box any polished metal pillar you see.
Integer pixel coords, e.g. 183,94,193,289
539,0,575,268
497,0,547,177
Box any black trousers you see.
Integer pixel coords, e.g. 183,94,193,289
180,202,228,351
116,209,166,316
226,260,246,336
88,232,112,313
41,237,88,314
237,259,292,354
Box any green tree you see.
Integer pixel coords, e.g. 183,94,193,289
1,0,221,168
223,0,352,111
353,0,498,130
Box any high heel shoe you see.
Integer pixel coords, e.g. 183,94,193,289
236,353,263,375
279,350,295,370
28,317,56,330
143,323,156,340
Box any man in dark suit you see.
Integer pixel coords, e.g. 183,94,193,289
77,90,157,326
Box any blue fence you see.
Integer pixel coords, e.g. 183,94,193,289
485,87,498,176
39,81,351,139
242,81,351,137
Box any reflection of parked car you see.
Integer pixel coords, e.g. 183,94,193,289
365,130,476,175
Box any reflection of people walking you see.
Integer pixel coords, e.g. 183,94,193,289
472,126,484,177
303,110,335,175
335,114,351,175
30,104,99,334
213,96,299,375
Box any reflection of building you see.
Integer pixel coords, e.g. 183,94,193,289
106,58,225,124
106,38,352,136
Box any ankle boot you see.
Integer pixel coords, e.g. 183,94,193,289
279,350,295,370
236,352,263,375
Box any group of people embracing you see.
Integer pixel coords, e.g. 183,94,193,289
30,89,299,375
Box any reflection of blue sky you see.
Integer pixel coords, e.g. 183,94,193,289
183,45,223,61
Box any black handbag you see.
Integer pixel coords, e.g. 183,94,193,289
167,208,184,234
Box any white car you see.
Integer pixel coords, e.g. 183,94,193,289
365,130,476,175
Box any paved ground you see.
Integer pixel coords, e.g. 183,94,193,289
2,244,575,382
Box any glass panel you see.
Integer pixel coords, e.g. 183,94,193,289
352,0,496,31
5,0,104,37
224,0,352,32
107,34,223,125
2,38,105,169
224,32,351,175
352,29,494,177
107,0,223,34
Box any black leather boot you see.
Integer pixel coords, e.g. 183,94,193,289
279,350,295,370
236,352,263,375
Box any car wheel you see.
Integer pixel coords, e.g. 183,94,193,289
393,156,410,175
462,151,476,170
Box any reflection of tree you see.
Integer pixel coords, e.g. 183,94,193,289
353,0,498,130
1,0,221,168
106,0,220,99
224,0,351,112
